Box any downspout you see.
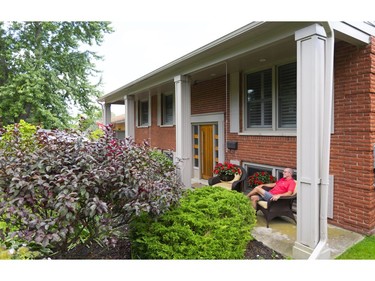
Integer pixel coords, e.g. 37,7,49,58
309,22,334,259
97,100,105,124
224,61,228,154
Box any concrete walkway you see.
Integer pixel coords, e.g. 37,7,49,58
252,213,365,259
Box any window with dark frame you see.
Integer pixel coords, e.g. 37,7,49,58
245,62,296,131
245,163,297,181
138,100,149,126
246,68,272,128
161,93,174,125
246,165,273,178
278,63,297,128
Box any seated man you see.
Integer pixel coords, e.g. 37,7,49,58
247,168,296,209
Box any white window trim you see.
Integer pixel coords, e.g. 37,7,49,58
243,62,297,135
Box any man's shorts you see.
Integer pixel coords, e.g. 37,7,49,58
260,190,273,201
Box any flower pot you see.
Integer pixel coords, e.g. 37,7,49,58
220,174,234,182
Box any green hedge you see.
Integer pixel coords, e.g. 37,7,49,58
130,186,257,259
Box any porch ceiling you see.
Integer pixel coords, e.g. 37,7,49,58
189,36,296,84
109,34,298,105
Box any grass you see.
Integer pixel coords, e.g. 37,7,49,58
336,235,375,259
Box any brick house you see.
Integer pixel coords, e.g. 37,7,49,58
99,22,375,256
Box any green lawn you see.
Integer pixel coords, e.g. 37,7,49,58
336,235,375,259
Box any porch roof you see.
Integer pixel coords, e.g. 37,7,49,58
98,21,375,104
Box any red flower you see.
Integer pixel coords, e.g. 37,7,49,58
213,162,240,176
248,171,276,189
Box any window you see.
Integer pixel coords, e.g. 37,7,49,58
193,125,199,167
138,99,149,126
161,93,174,125
246,69,272,128
247,165,273,178
245,62,296,131
244,162,297,181
278,63,297,128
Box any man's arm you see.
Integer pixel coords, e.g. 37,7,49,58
260,182,276,188
270,191,293,201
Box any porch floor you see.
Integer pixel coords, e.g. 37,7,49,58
252,212,364,259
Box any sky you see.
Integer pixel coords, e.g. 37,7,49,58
94,19,251,94
92,14,252,114
3,0,374,98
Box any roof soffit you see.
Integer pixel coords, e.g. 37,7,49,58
100,21,374,103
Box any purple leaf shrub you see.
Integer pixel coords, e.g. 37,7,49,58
0,124,183,255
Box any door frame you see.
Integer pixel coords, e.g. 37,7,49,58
191,113,225,181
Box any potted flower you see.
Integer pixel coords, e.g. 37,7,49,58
213,162,241,182
247,171,276,189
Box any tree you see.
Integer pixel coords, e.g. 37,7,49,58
0,22,113,129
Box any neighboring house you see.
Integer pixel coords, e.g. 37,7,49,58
111,114,125,130
99,21,375,247
111,114,125,139
97,114,125,139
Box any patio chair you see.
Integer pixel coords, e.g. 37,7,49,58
208,165,247,192
256,181,297,228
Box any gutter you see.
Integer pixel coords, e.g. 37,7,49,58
308,22,334,260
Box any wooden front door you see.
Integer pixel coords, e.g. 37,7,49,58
200,125,214,179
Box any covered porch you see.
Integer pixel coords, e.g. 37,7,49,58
252,212,364,259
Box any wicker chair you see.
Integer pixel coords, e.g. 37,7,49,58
208,165,247,192
256,181,297,228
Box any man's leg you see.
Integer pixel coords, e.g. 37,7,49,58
247,186,268,208
250,195,260,209
247,186,266,198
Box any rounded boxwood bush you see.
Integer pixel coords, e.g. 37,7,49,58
130,186,256,259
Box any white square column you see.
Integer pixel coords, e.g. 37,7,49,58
174,75,192,187
103,103,111,125
293,24,331,259
124,95,135,139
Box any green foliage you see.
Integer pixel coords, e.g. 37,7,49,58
0,220,42,259
75,113,104,140
0,123,183,256
0,244,42,260
130,186,257,259
0,119,38,153
0,236,42,260
149,149,174,171
336,235,375,259
89,128,104,140
0,21,113,129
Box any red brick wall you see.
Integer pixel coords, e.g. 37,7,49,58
134,95,176,151
191,76,227,114
330,38,375,234
226,135,297,169
191,75,297,169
